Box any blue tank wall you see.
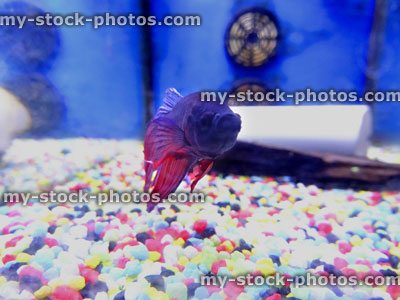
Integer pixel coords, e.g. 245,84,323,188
4,0,400,142
151,0,375,107
24,0,144,138
373,1,400,142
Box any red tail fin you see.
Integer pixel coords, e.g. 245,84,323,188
147,153,194,212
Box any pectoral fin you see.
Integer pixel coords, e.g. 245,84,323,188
190,159,214,192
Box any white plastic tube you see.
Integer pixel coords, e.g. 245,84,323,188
231,105,372,156
0,87,32,152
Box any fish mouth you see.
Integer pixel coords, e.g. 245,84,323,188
216,113,242,133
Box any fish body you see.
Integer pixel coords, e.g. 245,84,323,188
143,88,241,211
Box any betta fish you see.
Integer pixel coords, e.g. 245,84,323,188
143,88,241,211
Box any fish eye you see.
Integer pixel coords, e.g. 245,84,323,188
200,112,214,129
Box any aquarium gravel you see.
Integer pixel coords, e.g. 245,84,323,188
0,139,400,300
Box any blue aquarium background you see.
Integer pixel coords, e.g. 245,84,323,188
0,0,399,142
2,3,400,300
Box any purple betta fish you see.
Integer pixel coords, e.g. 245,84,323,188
143,88,241,211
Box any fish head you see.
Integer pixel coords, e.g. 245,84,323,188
185,97,241,157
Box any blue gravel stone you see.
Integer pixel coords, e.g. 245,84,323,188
124,260,142,276
130,244,149,260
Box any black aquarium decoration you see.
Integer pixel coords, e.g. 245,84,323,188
0,1,60,70
213,141,400,191
224,7,280,67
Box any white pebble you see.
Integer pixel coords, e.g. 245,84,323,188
125,282,142,300
95,292,109,300
69,225,88,238
183,246,198,259
163,245,181,265
161,234,174,244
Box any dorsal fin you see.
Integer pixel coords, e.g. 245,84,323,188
157,88,183,115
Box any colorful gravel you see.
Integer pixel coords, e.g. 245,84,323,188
0,139,399,300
